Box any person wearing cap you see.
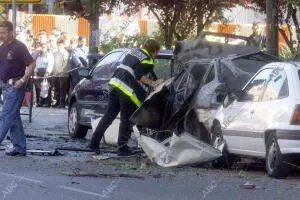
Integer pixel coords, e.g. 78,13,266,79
88,39,164,156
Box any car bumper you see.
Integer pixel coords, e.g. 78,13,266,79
276,129,300,154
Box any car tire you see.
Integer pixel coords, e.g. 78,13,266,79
265,133,290,178
210,121,233,169
68,102,88,138
183,110,210,144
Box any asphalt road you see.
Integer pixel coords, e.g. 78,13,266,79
0,107,299,200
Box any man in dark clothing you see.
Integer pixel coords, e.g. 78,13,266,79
88,39,163,156
0,21,36,156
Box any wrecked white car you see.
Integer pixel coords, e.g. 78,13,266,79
212,62,300,178
131,35,279,168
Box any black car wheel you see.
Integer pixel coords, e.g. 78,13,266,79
210,121,233,169
68,102,88,138
266,133,289,178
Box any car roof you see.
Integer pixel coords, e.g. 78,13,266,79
109,48,173,59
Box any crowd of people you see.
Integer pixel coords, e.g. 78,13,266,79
15,28,89,108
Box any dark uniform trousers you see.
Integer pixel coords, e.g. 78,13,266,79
91,87,137,150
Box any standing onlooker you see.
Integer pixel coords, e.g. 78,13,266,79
69,37,78,50
35,43,54,107
37,30,48,44
53,39,70,108
0,21,36,156
48,35,57,53
70,36,88,91
60,32,70,48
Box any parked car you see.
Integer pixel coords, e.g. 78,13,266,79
212,62,300,178
68,48,173,138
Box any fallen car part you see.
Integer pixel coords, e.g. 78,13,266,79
26,149,63,156
134,131,222,167
92,152,142,160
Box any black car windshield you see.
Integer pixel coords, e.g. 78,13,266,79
91,51,124,80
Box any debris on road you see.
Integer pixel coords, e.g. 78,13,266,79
26,149,63,156
239,181,266,190
239,182,256,189
59,169,145,180
134,131,222,167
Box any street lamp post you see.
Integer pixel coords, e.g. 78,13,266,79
12,0,17,38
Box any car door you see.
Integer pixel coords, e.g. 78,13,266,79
77,51,125,118
250,66,289,156
222,68,273,156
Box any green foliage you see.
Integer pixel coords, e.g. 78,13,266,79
279,44,295,61
98,32,166,53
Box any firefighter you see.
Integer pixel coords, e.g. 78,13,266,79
88,39,163,156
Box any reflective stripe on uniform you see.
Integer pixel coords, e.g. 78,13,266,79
141,49,154,65
141,59,153,65
117,64,135,78
109,78,142,107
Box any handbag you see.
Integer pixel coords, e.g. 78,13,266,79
40,79,49,98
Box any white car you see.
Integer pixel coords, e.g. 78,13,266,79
212,62,300,178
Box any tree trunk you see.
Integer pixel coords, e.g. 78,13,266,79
197,13,203,36
87,0,99,53
89,18,99,53
291,6,300,53
266,0,279,56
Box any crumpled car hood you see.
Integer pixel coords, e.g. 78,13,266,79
134,131,222,167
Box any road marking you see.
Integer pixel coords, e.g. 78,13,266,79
0,172,43,184
57,185,108,198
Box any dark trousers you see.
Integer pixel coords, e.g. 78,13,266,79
70,68,81,92
91,87,137,150
54,77,69,107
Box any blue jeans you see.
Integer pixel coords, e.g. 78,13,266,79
0,83,26,154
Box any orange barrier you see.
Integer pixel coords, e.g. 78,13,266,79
30,14,90,43
32,14,55,36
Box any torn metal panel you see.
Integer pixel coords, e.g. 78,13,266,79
173,32,260,64
131,79,173,130
195,80,227,109
135,131,222,167
194,109,218,132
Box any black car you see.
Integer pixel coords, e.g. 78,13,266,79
68,48,173,138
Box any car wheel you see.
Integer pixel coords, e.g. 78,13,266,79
266,133,289,178
68,102,88,138
210,121,233,169
183,110,210,144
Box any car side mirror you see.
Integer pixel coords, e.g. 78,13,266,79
222,91,243,107
78,67,90,78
